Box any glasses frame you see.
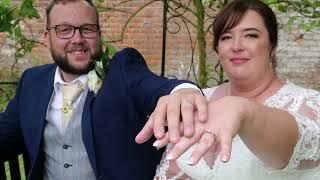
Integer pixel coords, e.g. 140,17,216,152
46,24,100,39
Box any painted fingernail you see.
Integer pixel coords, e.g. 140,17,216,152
187,157,195,165
153,140,160,147
221,155,228,162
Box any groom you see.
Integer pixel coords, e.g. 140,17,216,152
0,0,207,179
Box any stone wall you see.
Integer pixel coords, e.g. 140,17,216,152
0,0,319,90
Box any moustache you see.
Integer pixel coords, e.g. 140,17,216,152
66,45,89,53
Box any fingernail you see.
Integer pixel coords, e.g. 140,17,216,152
185,127,192,135
153,140,160,147
187,157,195,165
221,155,228,162
166,153,174,160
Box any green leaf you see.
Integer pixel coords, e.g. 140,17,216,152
293,1,301,8
301,0,312,6
302,8,311,15
19,0,39,19
311,20,318,27
315,2,320,7
287,17,295,25
0,0,11,7
263,0,278,4
299,23,311,31
275,3,287,12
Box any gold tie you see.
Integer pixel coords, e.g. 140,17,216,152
61,82,84,130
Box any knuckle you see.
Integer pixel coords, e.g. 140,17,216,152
200,136,214,148
158,95,169,104
167,108,178,116
181,102,193,110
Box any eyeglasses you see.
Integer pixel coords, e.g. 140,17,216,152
47,24,100,39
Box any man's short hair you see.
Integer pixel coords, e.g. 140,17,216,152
46,0,100,28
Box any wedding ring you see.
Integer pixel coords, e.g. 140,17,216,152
204,129,217,138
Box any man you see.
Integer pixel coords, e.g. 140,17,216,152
0,0,208,179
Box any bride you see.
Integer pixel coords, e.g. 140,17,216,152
149,0,320,179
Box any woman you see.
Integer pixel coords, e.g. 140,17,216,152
153,0,320,179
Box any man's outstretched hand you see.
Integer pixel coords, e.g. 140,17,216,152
135,88,207,145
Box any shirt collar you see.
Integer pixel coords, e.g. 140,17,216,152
53,67,88,90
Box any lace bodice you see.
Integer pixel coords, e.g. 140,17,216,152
155,82,320,180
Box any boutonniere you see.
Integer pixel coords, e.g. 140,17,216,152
88,45,114,95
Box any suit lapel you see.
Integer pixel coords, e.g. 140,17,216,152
82,91,98,176
27,66,55,161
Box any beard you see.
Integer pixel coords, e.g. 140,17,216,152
51,44,103,75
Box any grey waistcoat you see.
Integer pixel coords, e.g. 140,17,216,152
43,92,96,180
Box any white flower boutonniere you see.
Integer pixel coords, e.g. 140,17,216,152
88,45,114,95
88,69,102,95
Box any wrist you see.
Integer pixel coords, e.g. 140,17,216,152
239,98,259,134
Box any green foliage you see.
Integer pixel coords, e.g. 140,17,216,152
0,0,39,61
0,69,20,112
94,43,116,80
19,0,39,19
264,0,320,32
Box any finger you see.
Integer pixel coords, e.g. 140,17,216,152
181,99,194,137
153,133,170,149
153,98,167,139
153,122,185,149
204,142,219,169
187,132,216,165
135,114,155,144
166,125,204,161
194,94,208,123
218,133,232,163
167,96,181,143
165,137,197,161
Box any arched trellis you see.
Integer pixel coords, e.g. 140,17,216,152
102,0,226,87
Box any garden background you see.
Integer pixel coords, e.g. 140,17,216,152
1,0,319,112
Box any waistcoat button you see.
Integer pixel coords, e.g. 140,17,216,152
64,163,72,168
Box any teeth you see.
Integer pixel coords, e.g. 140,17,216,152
71,50,84,54
75,50,82,54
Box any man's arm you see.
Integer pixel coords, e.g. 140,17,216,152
112,47,207,143
0,74,25,163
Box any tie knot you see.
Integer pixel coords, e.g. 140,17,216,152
61,82,84,105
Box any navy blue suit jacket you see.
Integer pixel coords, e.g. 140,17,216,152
0,48,190,180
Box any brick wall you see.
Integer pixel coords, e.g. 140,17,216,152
0,0,319,90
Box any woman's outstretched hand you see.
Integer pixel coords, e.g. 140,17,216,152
151,96,255,165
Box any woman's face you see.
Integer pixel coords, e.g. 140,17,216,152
217,10,274,82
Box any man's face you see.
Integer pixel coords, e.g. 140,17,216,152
46,1,102,77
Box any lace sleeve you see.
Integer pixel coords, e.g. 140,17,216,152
266,84,320,170
154,144,192,180
284,88,320,170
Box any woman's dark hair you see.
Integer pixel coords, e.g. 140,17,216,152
213,0,278,55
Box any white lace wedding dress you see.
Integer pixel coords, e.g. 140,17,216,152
155,82,320,180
